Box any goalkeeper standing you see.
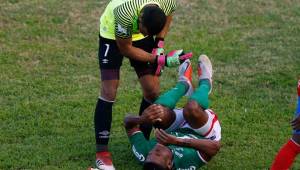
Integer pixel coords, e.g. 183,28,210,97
93,0,191,169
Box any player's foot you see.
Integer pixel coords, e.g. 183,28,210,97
178,59,193,96
95,152,115,170
198,54,213,94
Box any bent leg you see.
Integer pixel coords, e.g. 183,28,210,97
151,81,188,131
183,101,208,129
154,82,188,109
183,102,220,140
183,80,221,140
184,79,211,129
138,74,160,139
189,79,211,110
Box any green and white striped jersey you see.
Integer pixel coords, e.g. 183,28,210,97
100,0,177,41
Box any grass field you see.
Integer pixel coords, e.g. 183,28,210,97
1,0,300,169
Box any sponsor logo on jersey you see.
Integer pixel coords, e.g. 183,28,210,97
174,147,184,151
174,151,183,158
117,24,127,35
132,145,145,162
177,166,196,170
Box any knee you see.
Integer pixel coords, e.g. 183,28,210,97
101,83,119,101
143,88,160,101
139,75,160,101
183,100,203,120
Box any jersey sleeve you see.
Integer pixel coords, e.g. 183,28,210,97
129,132,157,163
113,5,133,39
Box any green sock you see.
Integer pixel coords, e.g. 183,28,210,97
154,82,188,109
189,79,211,109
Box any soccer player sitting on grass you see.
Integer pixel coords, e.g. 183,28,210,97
124,55,221,170
271,79,300,170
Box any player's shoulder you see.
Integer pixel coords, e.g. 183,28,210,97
157,0,178,6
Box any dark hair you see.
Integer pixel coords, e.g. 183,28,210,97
143,162,167,170
141,5,166,36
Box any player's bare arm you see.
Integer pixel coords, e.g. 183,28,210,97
155,128,221,159
115,37,156,63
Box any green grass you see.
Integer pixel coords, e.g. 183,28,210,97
1,0,300,169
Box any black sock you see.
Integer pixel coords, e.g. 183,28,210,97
94,98,114,152
139,98,153,140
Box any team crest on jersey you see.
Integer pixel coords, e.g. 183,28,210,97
117,24,128,35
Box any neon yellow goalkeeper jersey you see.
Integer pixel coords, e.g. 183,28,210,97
99,0,177,41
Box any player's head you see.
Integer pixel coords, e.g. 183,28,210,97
153,106,176,129
139,5,166,36
143,143,173,170
142,104,175,129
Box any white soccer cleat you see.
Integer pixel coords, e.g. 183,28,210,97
198,54,213,94
178,59,193,96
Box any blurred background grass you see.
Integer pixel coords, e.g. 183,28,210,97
0,0,300,169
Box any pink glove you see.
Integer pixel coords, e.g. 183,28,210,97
154,50,193,76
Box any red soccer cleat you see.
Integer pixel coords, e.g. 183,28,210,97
95,152,115,170
178,59,193,96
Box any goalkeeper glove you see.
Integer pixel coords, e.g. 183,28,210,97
154,50,193,76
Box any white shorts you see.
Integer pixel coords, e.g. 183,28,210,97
165,108,221,141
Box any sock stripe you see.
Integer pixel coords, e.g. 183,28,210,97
99,96,115,103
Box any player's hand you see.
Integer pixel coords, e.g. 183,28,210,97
155,129,178,145
152,39,164,76
152,43,164,57
291,115,300,130
154,50,193,76
152,37,165,55
123,115,140,130
165,50,193,67
140,104,165,124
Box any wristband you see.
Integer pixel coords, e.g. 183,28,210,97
155,37,164,48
